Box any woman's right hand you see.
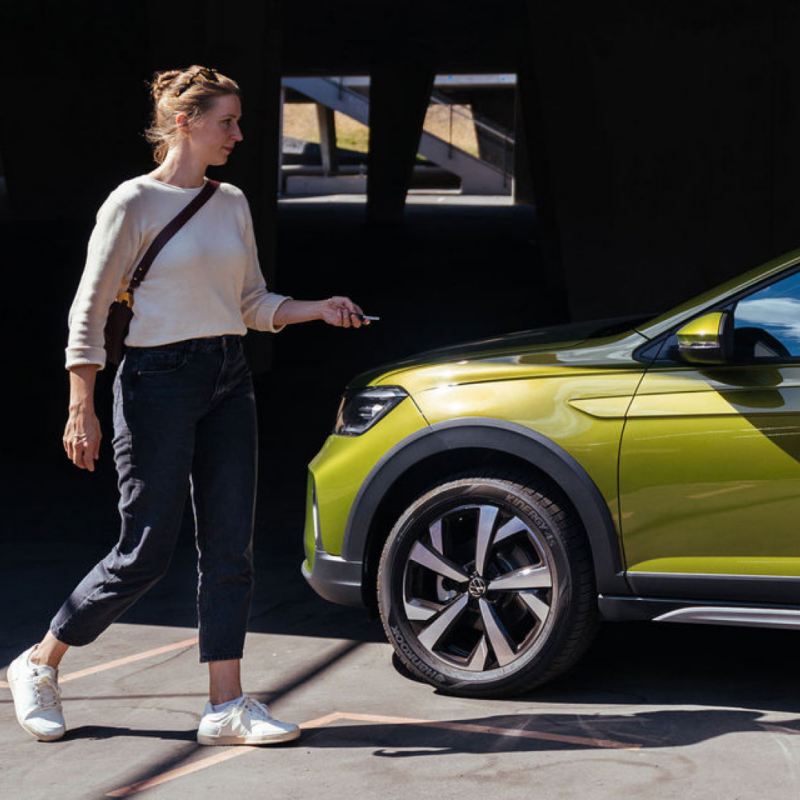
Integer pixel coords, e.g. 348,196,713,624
64,365,101,471
64,408,102,471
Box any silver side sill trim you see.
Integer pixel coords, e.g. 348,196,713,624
654,606,800,629
628,571,800,581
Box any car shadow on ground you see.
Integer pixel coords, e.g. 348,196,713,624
301,708,800,754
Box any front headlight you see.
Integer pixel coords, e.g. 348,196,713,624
334,386,408,436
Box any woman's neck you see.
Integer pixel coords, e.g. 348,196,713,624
149,150,206,189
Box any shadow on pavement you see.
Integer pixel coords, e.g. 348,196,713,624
517,621,800,715
66,725,196,743
304,709,800,754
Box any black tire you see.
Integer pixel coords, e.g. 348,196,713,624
377,471,599,697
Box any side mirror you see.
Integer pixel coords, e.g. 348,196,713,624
677,311,733,365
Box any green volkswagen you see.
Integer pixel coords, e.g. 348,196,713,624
302,249,800,697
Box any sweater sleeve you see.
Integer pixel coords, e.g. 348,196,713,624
239,196,290,332
65,197,142,371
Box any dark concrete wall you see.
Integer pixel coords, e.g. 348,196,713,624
525,0,800,318
4,1,800,325
0,4,152,220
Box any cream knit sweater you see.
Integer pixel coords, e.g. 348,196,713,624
66,175,290,370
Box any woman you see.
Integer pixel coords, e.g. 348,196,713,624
7,65,368,746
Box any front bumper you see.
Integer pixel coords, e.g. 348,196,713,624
301,395,430,606
301,550,364,607
301,466,365,606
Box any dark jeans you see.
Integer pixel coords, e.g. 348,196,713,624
51,335,257,662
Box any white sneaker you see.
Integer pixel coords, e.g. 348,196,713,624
197,694,300,746
7,645,66,742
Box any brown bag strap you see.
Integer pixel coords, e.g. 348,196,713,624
128,179,219,290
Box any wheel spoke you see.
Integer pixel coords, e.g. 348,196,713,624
479,598,517,666
429,519,444,553
519,591,551,622
475,506,500,577
464,635,489,672
488,564,551,592
493,518,529,546
417,593,469,650
409,542,468,583
404,598,442,622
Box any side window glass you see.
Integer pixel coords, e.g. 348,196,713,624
733,271,800,360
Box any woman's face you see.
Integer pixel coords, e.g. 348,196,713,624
185,93,243,167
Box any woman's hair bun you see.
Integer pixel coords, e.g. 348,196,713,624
150,70,183,103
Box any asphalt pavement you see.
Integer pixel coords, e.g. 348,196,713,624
4,529,800,800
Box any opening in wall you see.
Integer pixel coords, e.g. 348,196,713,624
278,74,517,200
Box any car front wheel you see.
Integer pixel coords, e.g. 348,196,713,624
377,471,599,697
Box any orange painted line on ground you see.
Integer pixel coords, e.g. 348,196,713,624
104,712,343,797
336,711,642,751
1,637,199,691
300,711,348,729
105,746,256,797
422,719,640,750
60,638,199,683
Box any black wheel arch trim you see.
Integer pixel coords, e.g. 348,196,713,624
342,417,631,596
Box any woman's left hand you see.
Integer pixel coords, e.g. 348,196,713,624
319,296,368,328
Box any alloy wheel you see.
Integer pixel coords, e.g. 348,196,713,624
400,502,558,673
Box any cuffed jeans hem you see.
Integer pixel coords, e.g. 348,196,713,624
49,623,97,648
199,652,244,663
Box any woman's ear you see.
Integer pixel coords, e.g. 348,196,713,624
176,112,191,136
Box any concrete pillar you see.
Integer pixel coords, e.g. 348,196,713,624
514,47,569,319
278,87,286,194
366,63,434,224
192,0,282,374
316,104,339,175
512,84,535,206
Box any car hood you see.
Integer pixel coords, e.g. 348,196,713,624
348,316,652,392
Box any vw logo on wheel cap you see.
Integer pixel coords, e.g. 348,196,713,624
468,576,488,598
